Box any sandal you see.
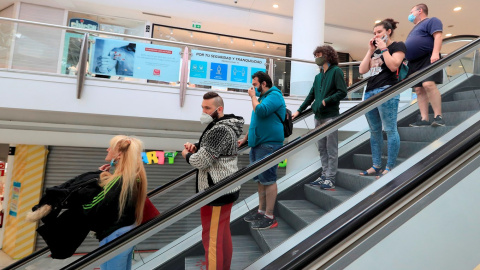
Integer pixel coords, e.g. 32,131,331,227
360,166,382,176
376,168,391,179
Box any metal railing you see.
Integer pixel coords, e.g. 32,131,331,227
0,17,361,104
55,37,480,270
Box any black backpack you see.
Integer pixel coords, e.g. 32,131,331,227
275,108,293,138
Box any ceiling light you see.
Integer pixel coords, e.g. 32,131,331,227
142,12,171,19
273,4,279,8
453,7,462,11
250,29,274,35
446,33,452,37
458,66,463,68
375,20,381,23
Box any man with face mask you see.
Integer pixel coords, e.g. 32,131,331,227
238,71,286,230
292,45,347,189
181,91,244,270
406,3,445,127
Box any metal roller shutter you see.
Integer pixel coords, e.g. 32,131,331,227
36,146,285,253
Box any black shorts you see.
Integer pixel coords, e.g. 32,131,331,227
407,53,443,88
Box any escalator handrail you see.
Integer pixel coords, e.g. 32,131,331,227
58,37,480,270
146,78,369,198
3,79,368,270
264,107,480,270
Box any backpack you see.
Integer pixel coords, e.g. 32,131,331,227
275,108,293,138
397,59,409,81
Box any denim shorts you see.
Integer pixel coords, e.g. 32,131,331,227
99,224,136,270
249,143,283,185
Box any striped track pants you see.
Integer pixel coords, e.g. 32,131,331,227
200,203,233,270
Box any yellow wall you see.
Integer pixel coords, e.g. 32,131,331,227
3,145,48,259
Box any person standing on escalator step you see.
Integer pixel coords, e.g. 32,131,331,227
406,3,445,127
182,91,244,270
291,45,347,190
358,18,407,179
238,71,286,230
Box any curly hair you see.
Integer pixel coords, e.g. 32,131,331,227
312,45,339,65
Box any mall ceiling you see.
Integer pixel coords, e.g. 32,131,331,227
1,0,479,60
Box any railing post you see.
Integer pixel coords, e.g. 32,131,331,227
268,58,275,82
76,33,89,99
179,46,189,107
473,49,480,75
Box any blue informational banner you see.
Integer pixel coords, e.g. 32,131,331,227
90,38,182,81
189,50,266,89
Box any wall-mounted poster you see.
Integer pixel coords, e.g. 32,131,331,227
90,37,182,81
189,50,266,89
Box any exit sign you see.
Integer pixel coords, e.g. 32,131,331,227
192,22,201,29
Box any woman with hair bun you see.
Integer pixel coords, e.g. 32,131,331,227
358,18,407,178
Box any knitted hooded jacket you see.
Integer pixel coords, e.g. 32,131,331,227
186,114,244,205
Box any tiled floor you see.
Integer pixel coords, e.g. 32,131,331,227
0,250,15,268
0,249,156,269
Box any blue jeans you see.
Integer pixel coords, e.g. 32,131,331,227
249,143,283,185
364,85,400,170
100,224,136,270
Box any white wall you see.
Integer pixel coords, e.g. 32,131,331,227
0,4,16,68
344,163,480,270
0,70,362,150
11,3,65,72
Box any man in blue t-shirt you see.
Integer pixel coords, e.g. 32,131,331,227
238,71,285,230
405,3,445,127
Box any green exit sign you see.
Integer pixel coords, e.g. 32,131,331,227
192,22,201,29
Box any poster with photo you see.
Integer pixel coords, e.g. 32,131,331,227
189,50,266,89
90,37,182,81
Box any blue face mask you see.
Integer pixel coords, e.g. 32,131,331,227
254,87,261,97
408,13,416,23
110,158,117,172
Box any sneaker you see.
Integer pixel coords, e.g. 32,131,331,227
320,179,335,190
251,215,278,230
409,119,430,127
431,115,446,127
244,212,264,223
309,175,326,186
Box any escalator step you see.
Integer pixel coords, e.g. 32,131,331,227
336,168,376,192
249,216,296,253
397,126,454,142
430,99,480,113
453,89,480,101
353,154,406,171
304,185,354,211
184,235,263,270
277,200,327,231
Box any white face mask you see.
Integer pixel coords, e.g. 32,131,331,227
381,34,388,43
200,107,219,125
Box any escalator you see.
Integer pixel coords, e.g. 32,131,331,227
6,37,480,270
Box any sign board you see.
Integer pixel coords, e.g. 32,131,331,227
9,182,21,217
91,37,182,81
189,50,266,89
192,22,201,29
69,18,99,30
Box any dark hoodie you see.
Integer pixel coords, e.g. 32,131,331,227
186,114,244,205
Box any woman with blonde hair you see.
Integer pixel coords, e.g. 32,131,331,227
29,135,148,270
85,135,147,270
